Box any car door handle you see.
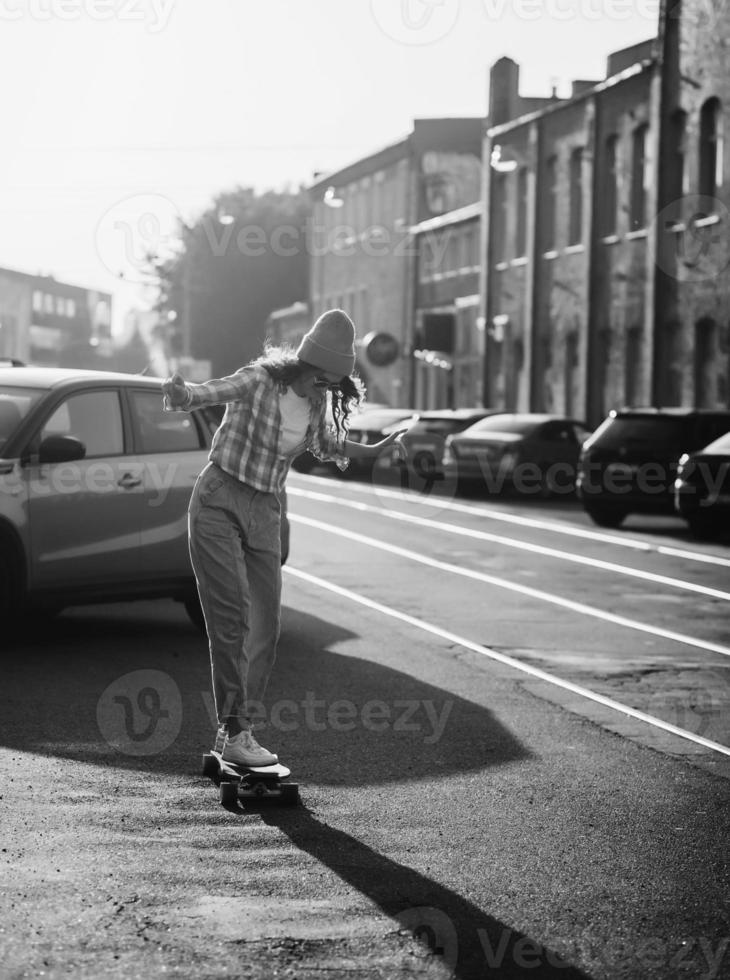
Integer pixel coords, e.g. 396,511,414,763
118,473,142,489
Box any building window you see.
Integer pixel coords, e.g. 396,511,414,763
66,298,76,318
543,155,558,251
602,135,619,237
699,98,723,200
630,124,649,230
625,326,642,407
515,166,528,257
669,109,687,206
569,148,583,245
493,173,508,261
694,318,717,407
32,291,43,312
44,294,54,313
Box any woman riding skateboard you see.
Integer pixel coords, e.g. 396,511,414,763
162,309,404,768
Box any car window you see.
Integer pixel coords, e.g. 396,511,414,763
0,387,44,452
586,416,690,451
697,415,730,446
540,422,574,443
701,431,730,454
41,390,124,458
468,416,538,435
130,389,202,454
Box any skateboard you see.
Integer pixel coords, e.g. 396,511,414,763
202,749,300,807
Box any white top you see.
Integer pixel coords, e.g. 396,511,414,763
278,387,311,454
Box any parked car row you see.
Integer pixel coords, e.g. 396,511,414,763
302,402,730,541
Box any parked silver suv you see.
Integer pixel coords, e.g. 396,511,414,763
0,366,289,627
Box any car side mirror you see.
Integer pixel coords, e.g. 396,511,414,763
38,435,86,464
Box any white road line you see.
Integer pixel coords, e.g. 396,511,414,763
284,565,730,759
289,513,730,659
292,473,730,568
288,487,730,603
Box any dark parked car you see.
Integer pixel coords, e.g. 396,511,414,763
577,408,730,527
290,405,415,476
389,408,499,487
443,413,592,497
0,366,289,627
674,430,730,539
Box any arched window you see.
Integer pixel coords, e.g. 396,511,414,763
515,166,528,258
602,135,619,237
569,148,583,245
630,124,649,231
699,98,723,199
543,155,558,251
694,317,717,408
669,109,687,208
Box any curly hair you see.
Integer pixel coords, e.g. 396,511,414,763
253,342,365,439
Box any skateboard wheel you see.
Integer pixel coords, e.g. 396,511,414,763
202,754,217,779
280,783,299,806
220,781,238,807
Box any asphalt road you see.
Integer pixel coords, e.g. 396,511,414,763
1,471,729,979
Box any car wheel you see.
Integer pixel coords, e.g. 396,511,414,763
184,594,206,633
584,504,628,528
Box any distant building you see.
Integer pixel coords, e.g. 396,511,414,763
0,267,112,367
264,301,311,349
482,0,729,424
410,203,482,408
308,118,483,406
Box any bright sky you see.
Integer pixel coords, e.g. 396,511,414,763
0,0,660,334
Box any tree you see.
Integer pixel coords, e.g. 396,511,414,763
156,187,310,378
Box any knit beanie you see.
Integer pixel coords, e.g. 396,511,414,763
296,309,356,377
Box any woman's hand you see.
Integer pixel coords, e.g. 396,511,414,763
367,429,408,460
162,372,189,409
344,428,408,461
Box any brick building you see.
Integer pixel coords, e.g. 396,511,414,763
307,118,482,406
0,267,113,367
411,203,482,408
482,0,729,426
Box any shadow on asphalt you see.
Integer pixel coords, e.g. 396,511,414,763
1,601,595,979
216,803,590,980
1,603,530,783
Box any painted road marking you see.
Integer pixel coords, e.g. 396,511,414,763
285,565,730,759
289,513,730,660
292,473,730,569
288,487,730,603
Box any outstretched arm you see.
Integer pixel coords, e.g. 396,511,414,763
344,429,406,460
162,367,253,412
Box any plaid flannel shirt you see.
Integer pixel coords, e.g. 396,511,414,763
170,364,349,494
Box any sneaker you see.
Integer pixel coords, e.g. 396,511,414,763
222,729,278,768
